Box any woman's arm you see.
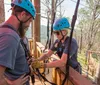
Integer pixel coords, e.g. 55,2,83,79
38,50,54,61
45,53,68,68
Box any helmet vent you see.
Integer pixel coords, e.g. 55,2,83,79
28,3,29,6
53,18,70,30
57,24,60,27
11,0,36,18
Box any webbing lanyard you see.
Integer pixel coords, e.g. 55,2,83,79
62,0,80,85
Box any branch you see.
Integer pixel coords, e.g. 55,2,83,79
41,0,50,11
56,0,64,8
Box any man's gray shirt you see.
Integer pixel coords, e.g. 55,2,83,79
0,24,29,84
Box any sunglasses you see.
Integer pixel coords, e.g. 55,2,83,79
53,31,60,35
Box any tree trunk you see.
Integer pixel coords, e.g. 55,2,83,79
97,64,100,85
0,0,5,23
79,28,83,53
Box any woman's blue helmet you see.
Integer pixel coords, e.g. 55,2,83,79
11,0,36,19
53,17,70,31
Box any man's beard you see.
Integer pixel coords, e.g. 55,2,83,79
18,23,28,38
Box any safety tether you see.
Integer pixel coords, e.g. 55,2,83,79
62,0,80,85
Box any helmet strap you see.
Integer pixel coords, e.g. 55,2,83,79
15,13,22,23
15,12,32,23
23,17,32,23
60,30,64,40
14,14,26,38
60,30,67,41
14,12,32,38
13,5,32,23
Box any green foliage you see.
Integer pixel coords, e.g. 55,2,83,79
78,52,87,67
78,51,99,67
92,53,100,62
76,0,100,51
78,8,90,19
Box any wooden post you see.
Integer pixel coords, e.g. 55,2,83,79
0,0,5,23
33,0,40,42
31,0,40,57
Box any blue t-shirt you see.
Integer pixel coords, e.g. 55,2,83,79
50,37,79,68
0,24,29,84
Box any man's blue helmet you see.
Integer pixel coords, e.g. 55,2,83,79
11,0,36,19
53,17,70,31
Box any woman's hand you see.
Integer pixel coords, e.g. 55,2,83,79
5,74,29,85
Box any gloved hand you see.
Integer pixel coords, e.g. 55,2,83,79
28,57,37,65
30,57,39,62
31,60,44,69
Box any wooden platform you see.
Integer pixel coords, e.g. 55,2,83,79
28,41,97,85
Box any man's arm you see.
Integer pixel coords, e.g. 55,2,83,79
0,65,29,85
0,65,9,85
